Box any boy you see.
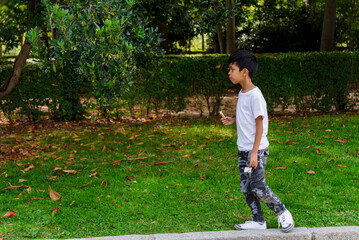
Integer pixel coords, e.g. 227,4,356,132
221,50,294,232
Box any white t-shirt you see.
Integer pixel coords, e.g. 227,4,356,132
236,87,269,151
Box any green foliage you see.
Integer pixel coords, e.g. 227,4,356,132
0,1,28,52
0,60,89,121
135,0,198,52
236,0,359,53
0,0,44,54
0,62,52,121
28,0,163,120
335,0,359,51
238,2,323,52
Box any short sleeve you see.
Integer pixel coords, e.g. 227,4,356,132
251,91,267,120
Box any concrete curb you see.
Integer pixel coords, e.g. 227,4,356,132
62,226,359,240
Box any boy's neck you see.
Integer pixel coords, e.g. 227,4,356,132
240,78,256,93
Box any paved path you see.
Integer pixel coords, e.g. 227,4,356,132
61,226,359,240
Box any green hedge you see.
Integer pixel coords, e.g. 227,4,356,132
256,52,359,113
129,52,358,115
126,55,233,117
1,52,358,121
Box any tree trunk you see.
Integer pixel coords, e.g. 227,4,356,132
226,0,236,54
202,33,205,51
0,0,36,99
0,40,32,100
216,24,225,54
320,0,338,51
348,0,358,51
1,0,36,153
157,21,170,54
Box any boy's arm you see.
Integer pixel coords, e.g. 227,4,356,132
249,116,263,169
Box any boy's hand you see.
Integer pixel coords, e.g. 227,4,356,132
249,153,258,169
221,116,236,126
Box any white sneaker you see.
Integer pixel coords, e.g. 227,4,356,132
278,209,295,232
234,221,267,230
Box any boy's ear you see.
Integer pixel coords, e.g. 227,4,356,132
242,68,249,76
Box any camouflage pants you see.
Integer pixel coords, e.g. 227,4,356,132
238,148,286,222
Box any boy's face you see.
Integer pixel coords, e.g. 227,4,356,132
228,62,245,85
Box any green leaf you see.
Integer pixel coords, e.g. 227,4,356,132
52,63,56,73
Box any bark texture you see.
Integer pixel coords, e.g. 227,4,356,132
226,0,236,53
320,0,338,51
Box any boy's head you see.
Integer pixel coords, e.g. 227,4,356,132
228,50,258,79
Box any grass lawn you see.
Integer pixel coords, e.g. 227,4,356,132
0,113,358,239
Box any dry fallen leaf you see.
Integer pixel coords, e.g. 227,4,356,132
126,157,148,161
100,179,108,186
336,164,348,168
307,170,316,175
88,172,98,178
305,146,312,149
98,134,105,140
126,176,137,183
25,187,31,194
63,170,78,175
81,180,92,188
69,200,75,206
19,179,28,183
316,148,321,154
0,171,7,178
109,157,148,166
154,161,172,165
129,134,140,140
198,143,208,149
48,176,57,181
1,211,17,219
276,166,288,170
49,185,61,201
2,184,24,191
91,167,101,172
109,160,122,166
183,151,196,158
24,164,35,172
216,138,227,142
51,206,59,216
335,139,348,143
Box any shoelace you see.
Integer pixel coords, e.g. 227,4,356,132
278,214,286,229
